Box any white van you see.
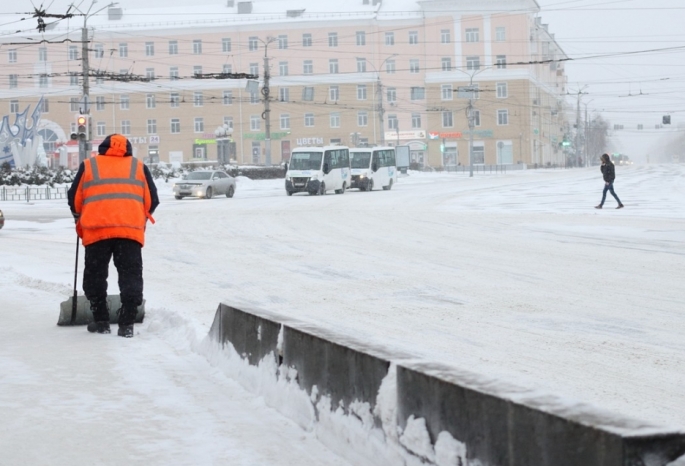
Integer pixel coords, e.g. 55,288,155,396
349,147,397,191
285,146,351,196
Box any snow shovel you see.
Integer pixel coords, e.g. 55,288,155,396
57,236,145,326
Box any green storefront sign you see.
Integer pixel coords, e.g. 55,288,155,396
243,132,291,141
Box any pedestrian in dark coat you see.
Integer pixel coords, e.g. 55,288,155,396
68,134,159,337
595,153,624,209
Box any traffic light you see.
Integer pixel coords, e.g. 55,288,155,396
70,114,89,141
663,115,671,125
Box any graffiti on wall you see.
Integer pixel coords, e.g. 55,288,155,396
0,97,46,168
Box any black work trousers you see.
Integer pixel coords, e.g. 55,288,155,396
83,238,143,322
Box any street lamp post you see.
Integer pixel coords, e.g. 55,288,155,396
455,66,488,177
259,37,277,165
365,54,397,146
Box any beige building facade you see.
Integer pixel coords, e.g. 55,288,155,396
0,0,569,168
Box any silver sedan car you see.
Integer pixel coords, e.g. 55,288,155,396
173,170,236,200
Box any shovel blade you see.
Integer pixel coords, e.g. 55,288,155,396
57,295,145,326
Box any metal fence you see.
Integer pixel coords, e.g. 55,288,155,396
0,186,69,202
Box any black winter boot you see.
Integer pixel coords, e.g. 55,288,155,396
117,305,137,338
87,321,111,334
117,324,134,338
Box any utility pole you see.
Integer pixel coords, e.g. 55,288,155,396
261,37,276,165
573,86,588,167
377,76,385,145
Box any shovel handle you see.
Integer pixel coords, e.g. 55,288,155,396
70,236,80,325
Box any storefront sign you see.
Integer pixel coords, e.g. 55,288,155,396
149,135,160,144
428,130,494,139
383,130,426,141
128,136,149,144
194,138,216,145
296,137,324,146
244,132,291,141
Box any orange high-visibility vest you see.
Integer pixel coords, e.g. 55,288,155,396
74,154,152,246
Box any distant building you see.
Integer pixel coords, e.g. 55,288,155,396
0,0,569,167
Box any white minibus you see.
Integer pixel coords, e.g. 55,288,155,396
285,146,351,196
349,147,397,191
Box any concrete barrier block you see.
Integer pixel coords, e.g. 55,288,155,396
397,363,685,466
208,303,281,366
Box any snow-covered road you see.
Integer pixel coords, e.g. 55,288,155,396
1,164,684,464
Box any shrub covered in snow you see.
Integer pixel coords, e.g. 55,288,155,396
0,163,76,186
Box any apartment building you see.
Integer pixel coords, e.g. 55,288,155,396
0,0,568,167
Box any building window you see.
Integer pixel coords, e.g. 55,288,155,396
69,98,79,112
357,85,367,100
223,64,233,74
279,61,289,76
496,140,513,164
194,92,203,107
410,87,425,100
146,68,155,80
466,56,481,71
222,38,232,52
473,109,481,127
147,119,157,134
69,73,79,86
386,60,396,74
466,28,480,43
9,74,17,88
171,118,180,133
408,31,419,45
119,43,128,57
145,42,155,56
329,59,339,74
411,113,421,129
441,29,451,44
330,112,340,128
146,94,156,108
387,114,398,130
170,93,180,108
68,46,78,60
357,58,367,73
250,115,260,131
249,36,258,51
120,95,129,110
496,55,507,69
279,88,290,102
409,59,420,73
170,67,179,80
328,32,338,47
10,100,19,113
496,82,508,98
8,49,16,63
303,60,313,74
194,117,204,133
278,35,288,49
96,96,105,111
304,113,314,127
169,40,178,55
121,120,131,135
357,111,368,127
441,57,452,71
249,63,259,76
193,66,202,77
496,27,506,42
329,86,339,101
280,114,290,130
385,32,394,46
386,87,397,103
250,91,259,104
97,121,106,136
192,40,202,54
441,84,453,100
497,109,509,125
442,111,454,127
472,142,485,164
302,33,312,47
223,116,234,131
93,44,104,58
223,90,233,105
41,99,49,113
38,48,48,62
356,31,366,46
302,87,314,101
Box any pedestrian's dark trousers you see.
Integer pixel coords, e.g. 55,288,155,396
600,182,622,206
83,238,143,324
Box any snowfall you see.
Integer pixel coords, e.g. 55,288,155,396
1,164,684,465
